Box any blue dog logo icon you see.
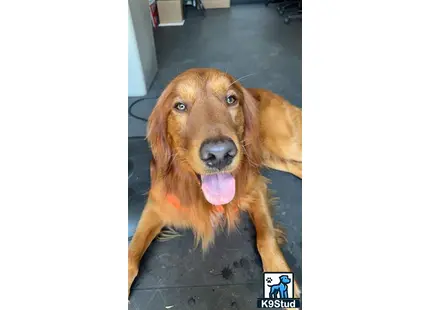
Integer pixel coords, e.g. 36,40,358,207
258,272,300,308
266,275,291,299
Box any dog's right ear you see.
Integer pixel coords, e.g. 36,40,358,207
146,84,174,177
240,85,262,168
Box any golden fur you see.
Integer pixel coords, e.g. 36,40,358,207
128,68,302,302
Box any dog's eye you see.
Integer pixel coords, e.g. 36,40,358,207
225,95,237,106
174,102,187,112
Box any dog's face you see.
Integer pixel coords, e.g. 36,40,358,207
166,69,245,176
280,275,291,284
147,68,260,205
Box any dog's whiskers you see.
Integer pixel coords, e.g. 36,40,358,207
228,73,257,87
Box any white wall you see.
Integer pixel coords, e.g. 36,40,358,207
128,0,158,97
128,7,147,97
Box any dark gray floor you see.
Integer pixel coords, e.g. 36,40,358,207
128,4,301,310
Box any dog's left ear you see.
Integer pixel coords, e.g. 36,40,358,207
146,83,174,177
240,86,262,167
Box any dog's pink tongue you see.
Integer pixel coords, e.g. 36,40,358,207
201,173,236,205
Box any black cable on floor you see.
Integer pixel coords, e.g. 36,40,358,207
128,97,159,242
128,97,159,123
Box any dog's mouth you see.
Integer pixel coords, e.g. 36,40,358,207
197,173,236,205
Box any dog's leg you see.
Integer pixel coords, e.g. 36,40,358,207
258,90,302,179
128,199,164,297
248,189,301,300
264,158,302,179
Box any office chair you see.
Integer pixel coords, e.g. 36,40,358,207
277,0,299,16
284,0,301,24
186,0,205,16
265,0,287,7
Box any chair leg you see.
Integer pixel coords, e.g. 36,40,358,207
284,11,302,24
196,0,205,16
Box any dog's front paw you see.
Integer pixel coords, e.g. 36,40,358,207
290,280,301,310
128,264,139,298
293,279,301,298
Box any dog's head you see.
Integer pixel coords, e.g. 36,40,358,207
147,68,261,205
279,275,291,285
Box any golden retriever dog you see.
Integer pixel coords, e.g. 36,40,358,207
128,68,302,302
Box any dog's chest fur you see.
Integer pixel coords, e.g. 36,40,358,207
209,208,225,229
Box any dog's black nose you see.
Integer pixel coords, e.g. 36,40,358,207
199,137,237,170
